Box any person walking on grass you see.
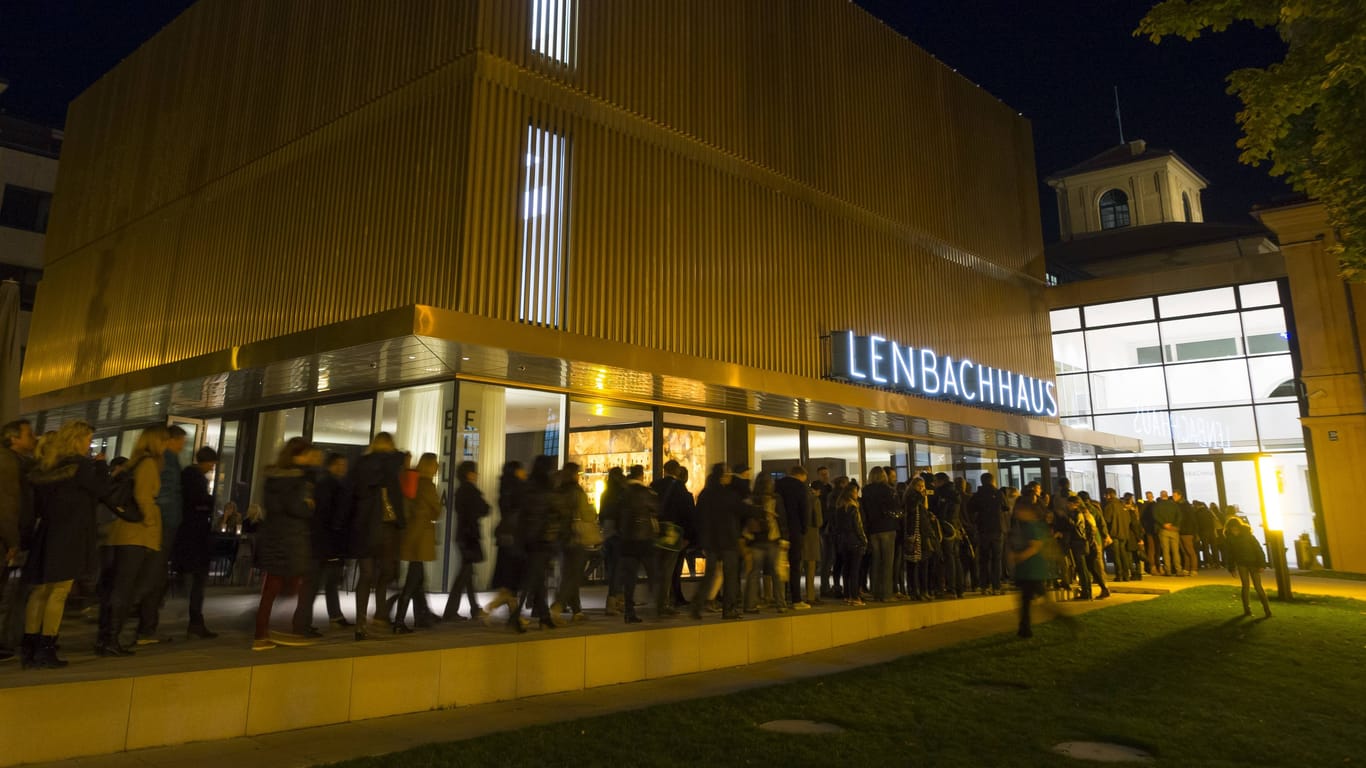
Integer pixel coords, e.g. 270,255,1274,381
1008,494,1073,639
1223,517,1272,619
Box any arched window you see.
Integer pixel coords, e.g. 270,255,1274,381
1182,191,1193,223
1099,189,1131,230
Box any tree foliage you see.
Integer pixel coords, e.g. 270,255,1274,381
1137,1,1366,277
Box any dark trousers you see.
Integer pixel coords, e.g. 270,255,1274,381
602,537,621,597
355,557,397,627
908,557,930,599
558,546,586,614
840,546,865,600
445,557,479,618
619,545,657,619
396,560,432,624
255,573,309,638
304,558,346,621
185,564,209,623
979,537,1003,592
939,539,963,596
692,549,738,615
1111,542,1133,581
105,545,161,643
668,541,691,605
1017,578,1045,635
518,548,554,624
0,561,30,651
787,536,804,604
654,545,682,613
821,533,837,594
135,547,170,637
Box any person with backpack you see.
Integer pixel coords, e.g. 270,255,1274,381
348,432,406,640
616,465,659,624
100,426,167,657
172,446,219,639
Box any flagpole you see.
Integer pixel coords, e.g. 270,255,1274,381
1114,85,1125,144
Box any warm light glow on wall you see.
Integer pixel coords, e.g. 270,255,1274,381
1257,455,1284,531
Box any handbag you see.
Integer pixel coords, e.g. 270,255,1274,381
380,488,397,523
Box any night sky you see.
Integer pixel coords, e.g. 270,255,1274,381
0,0,1290,244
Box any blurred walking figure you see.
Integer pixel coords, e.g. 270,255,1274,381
1008,492,1072,639
349,432,405,640
553,462,597,622
1224,517,1272,619
22,420,108,668
445,460,489,621
484,462,528,628
395,453,441,631
253,437,320,650
691,464,742,620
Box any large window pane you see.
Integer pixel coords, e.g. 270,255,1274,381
1094,413,1172,455
1248,355,1296,401
1256,403,1304,450
1063,459,1098,496
1239,281,1281,308
1090,367,1167,414
662,411,726,495
1053,331,1088,373
1056,372,1092,416
754,424,801,481
1160,314,1243,362
1085,323,1162,370
251,407,306,511
808,431,860,485
1220,460,1263,545
1138,462,1173,497
1051,308,1081,332
865,436,911,483
1182,462,1219,506
1102,463,1136,497
568,400,652,478
1263,452,1315,548
312,399,374,461
1242,308,1290,355
1084,298,1154,327
1158,287,1236,318
1165,359,1251,409
1169,406,1259,454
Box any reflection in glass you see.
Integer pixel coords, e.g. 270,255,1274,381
1242,308,1290,354
1182,462,1219,506
1169,406,1259,454
1247,355,1295,401
754,424,801,481
312,399,374,460
1090,368,1167,414
1158,287,1236,318
251,408,306,510
1094,412,1171,455
1160,314,1243,362
1102,462,1135,497
1056,373,1091,416
1220,460,1263,546
807,431,860,484
1085,323,1162,370
1084,298,1154,327
1053,331,1088,374
1164,359,1251,409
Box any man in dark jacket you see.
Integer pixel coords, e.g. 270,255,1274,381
1102,487,1134,581
691,464,743,620
307,453,351,628
932,473,964,598
651,460,692,614
967,472,1005,595
616,465,659,624
774,466,810,607
1152,491,1182,576
0,420,37,661
172,447,218,638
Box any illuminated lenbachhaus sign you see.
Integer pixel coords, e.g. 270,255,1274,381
829,330,1058,418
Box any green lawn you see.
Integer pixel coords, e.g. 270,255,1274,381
324,587,1366,767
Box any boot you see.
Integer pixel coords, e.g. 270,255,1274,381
95,632,135,657
19,633,39,669
187,620,218,639
35,636,68,669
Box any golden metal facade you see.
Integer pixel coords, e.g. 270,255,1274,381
24,0,1052,413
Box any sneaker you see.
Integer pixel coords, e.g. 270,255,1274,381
252,638,277,651
571,612,587,623
791,601,811,610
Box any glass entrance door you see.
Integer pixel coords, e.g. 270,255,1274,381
1138,462,1174,498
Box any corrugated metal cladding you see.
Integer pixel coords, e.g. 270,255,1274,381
24,0,1052,403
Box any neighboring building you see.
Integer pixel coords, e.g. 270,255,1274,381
21,1,1126,582
0,81,62,371
1044,140,1351,568
1047,139,1208,239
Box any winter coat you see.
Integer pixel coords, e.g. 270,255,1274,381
617,481,659,555
1225,530,1267,570
453,480,490,562
157,449,183,538
562,482,600,548
519,480,564,553
862,483,899,535
25,456,110,583
312,472,350,560
967,485,1005,540
697,480,742,553
399,476,440,562
257,466,315,577
829,499,867,552
107,456,162,551
774,475,810,542
651,475,697,544
348,451,405,559
801,487,823,561
1178,501,1198,535
0,445,34,553
1105,498,1133,543
171,465,215,572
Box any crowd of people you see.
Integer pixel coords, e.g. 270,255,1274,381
0,414,1272,669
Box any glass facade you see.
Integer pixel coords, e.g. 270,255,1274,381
1052,281,1315,547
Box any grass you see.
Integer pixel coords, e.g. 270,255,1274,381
322,587,1366,767
1301,569,1366,582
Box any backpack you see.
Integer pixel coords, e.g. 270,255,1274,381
99,457,146,524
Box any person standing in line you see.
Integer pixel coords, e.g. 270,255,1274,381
810,467,834,598
904,476,934,600
0,419,38,662
133,425,186,645
172,446,219,639
830,483,867,606
824,475,848,598
395,453,441,631
253,437,321,650
21,420,109,668
444,460,489,621
598,466,626,616
1223,517,1272,618
800,479,824,605
515,455,562,631
1151,491,1182,577
1141,491,1159,575
968,473,1005,596
860,468,897,602
1174,490,1198,575
101,427,167,657
1102,488,1133,582
1000,486,1020,582
308,453,352,629
554,462,596,622
485,462,528,626
616,464,661,624
774,465,811,608
691,464,742,620
349,432,405,640
649,460,690,616
932,472,964,599
1076,496,1111,599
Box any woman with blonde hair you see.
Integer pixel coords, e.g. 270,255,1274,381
348,431,405,640
395,452,441,631
21,420,108,668
98,426,166,657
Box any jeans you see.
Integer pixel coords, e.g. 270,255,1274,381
821,533,836,594
787,535,804,604
909,556,930,599
1070,543,1092,595
304,558,346,621
618,544,657,619
691,549,738,616
868,531,896,601
978,536,1003,593
744,541,786,611
1159,529,1182,575
602,537,621,598
519,547,554,623
1110,542,1133,581
840,546,865,600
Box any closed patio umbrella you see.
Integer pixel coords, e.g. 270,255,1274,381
0,279,19,422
